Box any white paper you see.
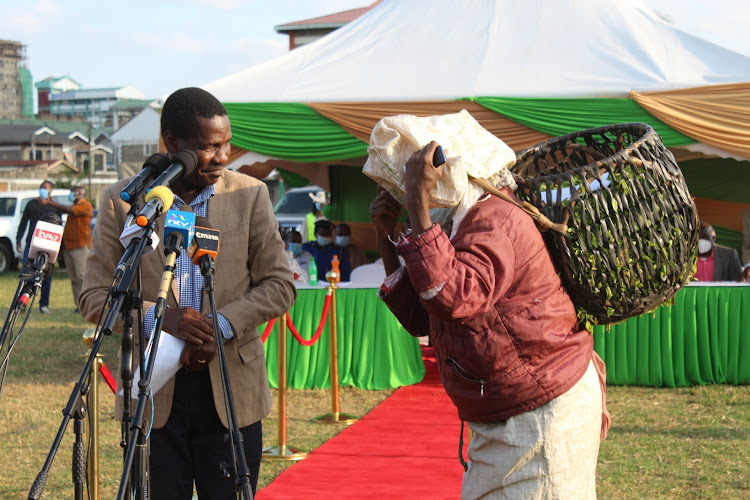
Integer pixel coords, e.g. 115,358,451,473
128,331,185,400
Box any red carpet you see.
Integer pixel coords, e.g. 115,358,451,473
258,347,466,499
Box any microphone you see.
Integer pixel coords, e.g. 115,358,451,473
135,186,174,228
120,153,171,203
28,212,64,272
145,150,198,192
119,223,160,255
189,216,220,268
153,210,195,318
16,213,63,309
163,209,196,253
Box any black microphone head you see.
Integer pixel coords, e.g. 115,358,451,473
194,216,210,228
40,211,62,225
173,150,198,176
143,153,171,171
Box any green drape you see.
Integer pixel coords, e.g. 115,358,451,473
680,158,750,205
224,102,367,162
263,287,426,390
327,165,379,222
470,97,696,147
593,285,750,386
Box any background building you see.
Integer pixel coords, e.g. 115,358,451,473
0,40,33,119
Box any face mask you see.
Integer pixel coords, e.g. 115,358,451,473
39,188,49,199
698,238,713,255
336,236,350,247
68,192,76,202
316,236,332,247
288,242,303,257
315,202,324,211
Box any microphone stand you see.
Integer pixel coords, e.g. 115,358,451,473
0,261,43,400
200,255,254,499
115,230,184,500
28,222,157,500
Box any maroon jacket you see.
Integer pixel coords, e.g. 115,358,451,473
382,191,593,422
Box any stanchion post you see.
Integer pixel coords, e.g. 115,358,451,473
312,271,358,425
263,315,307,461
82,328,100,500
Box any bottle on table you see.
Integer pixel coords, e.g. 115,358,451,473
308,258,318,286
330,254,341,283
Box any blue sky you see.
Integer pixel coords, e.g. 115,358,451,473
1,0,748,100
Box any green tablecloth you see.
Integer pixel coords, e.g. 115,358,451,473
593,284,750,387
263,284,748,390
262,286,426,390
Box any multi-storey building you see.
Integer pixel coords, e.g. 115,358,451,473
0,40,33,119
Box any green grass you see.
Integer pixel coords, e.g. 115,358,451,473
0,270,749,498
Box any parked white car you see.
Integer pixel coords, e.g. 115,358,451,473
0,188,71,273
273,185,324,240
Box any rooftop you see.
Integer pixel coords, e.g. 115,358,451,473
275,1,380,32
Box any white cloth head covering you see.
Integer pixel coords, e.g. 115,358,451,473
362,110,517,209
308,190,327,204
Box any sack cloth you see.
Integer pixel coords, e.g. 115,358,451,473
363,110,517,208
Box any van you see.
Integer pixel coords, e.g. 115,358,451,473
0,189,72,273
273,185,324,240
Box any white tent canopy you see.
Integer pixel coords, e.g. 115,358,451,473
205,0,750,102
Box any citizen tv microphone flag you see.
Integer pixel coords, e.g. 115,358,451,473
28,212,63,267
163,209,196,250
17,212,63,308
189,216,220,265
120,153,171,203
136,186,174,228
146,150,198,193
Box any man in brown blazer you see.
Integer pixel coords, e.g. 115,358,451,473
80,87,295,498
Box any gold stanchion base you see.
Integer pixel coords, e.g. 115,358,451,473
311,412,359,425
262,446,308,461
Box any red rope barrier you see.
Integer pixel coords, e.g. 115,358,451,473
261,318,277,343
99,361,117,394
287,290,332,347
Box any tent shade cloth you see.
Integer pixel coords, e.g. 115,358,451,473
204,0,750,253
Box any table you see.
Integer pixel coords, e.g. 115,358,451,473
262,284,426,390
593,283,750,387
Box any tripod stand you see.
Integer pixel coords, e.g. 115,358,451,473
198,253,254,499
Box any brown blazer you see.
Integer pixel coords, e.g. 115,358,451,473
80,170,296,428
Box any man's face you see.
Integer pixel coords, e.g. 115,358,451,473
316,225,333,239
73,188,85,201
166,114,232,189
335,225,351,237
290,232,302,244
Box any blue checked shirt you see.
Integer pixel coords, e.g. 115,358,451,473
143,184,235,341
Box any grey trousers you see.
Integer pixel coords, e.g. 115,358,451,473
64,245,89,308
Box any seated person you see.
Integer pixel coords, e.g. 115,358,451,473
286,229,312,283
695,222,743,281
303,219,352,281
335,223,368,270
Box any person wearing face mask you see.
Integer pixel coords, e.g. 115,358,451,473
16,180,60,314
334,223,368,270
305,191,328,242
43,185,93,312
303,219,352,281
286,229,313,282
695,221,743,282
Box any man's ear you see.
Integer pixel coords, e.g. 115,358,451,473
162,130,176,154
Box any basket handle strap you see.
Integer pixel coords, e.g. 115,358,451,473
468,176,568,234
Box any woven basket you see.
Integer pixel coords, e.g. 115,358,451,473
511,123,698,326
